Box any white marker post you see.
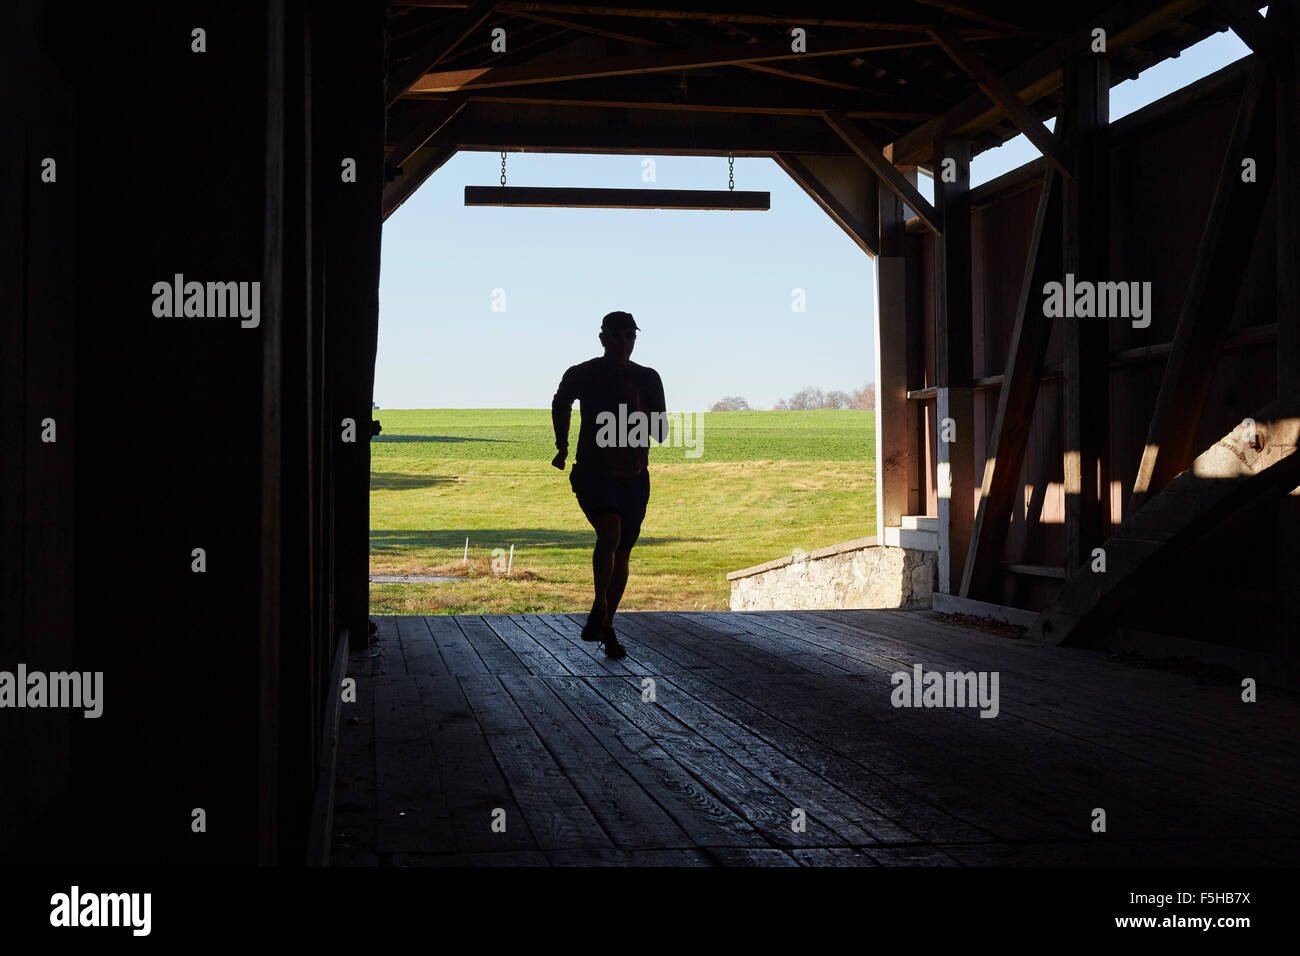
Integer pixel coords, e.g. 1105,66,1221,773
507,544,514,577
463,537,469,565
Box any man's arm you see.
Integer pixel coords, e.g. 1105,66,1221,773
551,365,579,467
648,369,669,443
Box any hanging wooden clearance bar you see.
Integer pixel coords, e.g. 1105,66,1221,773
464,185,770,210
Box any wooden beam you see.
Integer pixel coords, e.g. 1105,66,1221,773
463,185,770,208
933,136,974,593
874,166,919,537
934,137,972,393
1060,55,1110,580
912,0,1024,31
743,61,883,93
1032,389,1300,644
388,0,497,105
508,11,661,46
386,93,469,167
383,143,459,219
410,37,942,93
454,91,931,120
1276,3,1300,394
822,109,941,233
440,115,852,154
461,3,991,31
886,0,1205,165
961,168,1063,599
419,70,932,117
773,153,879,256
1208,0,1276,55
927,27,1072,177
1129,57,1274,511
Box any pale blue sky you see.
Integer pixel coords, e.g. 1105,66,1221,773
376,28,1249,410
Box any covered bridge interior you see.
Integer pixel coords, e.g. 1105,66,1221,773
3,0,1297,866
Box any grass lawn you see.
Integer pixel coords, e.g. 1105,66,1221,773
369,408,875,614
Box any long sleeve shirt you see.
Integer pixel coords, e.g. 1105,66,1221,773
552,357,667,474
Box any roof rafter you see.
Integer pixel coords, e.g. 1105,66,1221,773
886,0,1207,165
822,109,941,233
388,0,498,106
927,26,1073,176
394,1,1034,33
409,34,958,92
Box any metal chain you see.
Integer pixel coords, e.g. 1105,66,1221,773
728,153,734,191
500,151,507,186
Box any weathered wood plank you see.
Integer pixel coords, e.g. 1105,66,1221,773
619,625,996,846
547,612,656,676
544,674,759,846
684,612,1274,844
423,614,489,675
334,610,1300,866
394,615,445,676
511,613,614,675
586,675,836,849
546,847,714,866
330,665,377,858
645,672,917,846
371,615,407,675
371,676,455,854
793,847,878,866
705,847,801,866
457,675,615,851
636,610,853,677
497,673,693,848
480,613,575,676
803,608,1300,762
455,615,530,676
798,610,1300,816
413,675,539,854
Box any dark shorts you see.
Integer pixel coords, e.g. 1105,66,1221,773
569,466,651,550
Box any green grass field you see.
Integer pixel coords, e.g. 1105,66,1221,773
369,408,875,614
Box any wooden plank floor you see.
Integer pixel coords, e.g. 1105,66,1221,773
330,610,1300,866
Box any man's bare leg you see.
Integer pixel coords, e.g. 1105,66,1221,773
603,548,632,628
590,513,621,617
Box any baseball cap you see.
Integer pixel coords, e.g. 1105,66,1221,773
601,311,640,333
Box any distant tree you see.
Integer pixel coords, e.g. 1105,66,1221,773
710,396,751,412
771,385,870,410
786,387,825,410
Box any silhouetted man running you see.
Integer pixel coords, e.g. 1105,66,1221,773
552,311,667,658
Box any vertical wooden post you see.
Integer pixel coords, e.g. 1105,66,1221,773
1277,3,1300,395
1274,1,1300,654
0,0,77,858
257,0,290,868
1061,55,1110,580
875,170,917,540
933,137,973,593
961,168,1063,599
